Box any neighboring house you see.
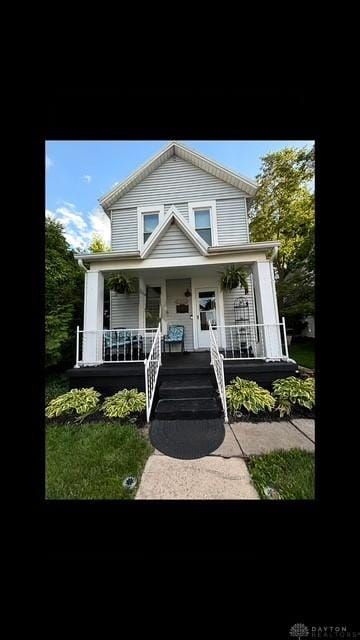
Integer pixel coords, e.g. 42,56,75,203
69,141,297,422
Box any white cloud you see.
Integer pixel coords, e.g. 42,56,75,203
55,206,88,230
45,201,110,250
112,181,119,188
46,154,54,170
88,206,111,244
82,175,92,183
45,208,55,220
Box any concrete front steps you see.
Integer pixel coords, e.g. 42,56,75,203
153,376,222,421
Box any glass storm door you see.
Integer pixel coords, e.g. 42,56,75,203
196,289,217,348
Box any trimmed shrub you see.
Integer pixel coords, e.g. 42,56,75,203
45,387,101,421
102,388,146,419
272,376,315,417
225,377,275,415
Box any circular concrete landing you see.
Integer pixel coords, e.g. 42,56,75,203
149,419,225,460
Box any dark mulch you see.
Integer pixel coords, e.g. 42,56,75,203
46,410,147,429
229,405,315,423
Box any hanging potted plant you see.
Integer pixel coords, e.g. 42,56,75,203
107,273,138,295
219,265,249,293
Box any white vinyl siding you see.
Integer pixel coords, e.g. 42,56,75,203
165,202,189,222
151,224,200,259
223,275,256,326
111,207,138,252
165,279,194,351
110,157,246,209
217,198,249,244
110,291,139,329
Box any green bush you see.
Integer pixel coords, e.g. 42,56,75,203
272,376,315,417
102,388,146,419
45,387,101,421
225,377,275,415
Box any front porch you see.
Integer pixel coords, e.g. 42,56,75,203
68,351,298,394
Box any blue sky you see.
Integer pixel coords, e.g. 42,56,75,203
46,140,314,250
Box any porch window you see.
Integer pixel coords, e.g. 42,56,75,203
145,286,161,328
143,213,159,244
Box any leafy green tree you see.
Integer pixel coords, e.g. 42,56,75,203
88,234,110,253
45,218,84,367
249,146,315,327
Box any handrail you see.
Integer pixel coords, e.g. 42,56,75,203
75,327,158,365
144,323,162,423
209,322,228,423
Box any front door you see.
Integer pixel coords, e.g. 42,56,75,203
196,289,218,348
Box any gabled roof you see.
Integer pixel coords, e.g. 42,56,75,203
99,141,258,214
140,206,208,258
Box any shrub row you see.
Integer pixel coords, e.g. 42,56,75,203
225,376,315,417
45,387,146,423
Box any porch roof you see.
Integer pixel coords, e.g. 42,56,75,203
74,240,280,265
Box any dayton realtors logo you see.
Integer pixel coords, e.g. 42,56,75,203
289,625,360,639
290,624,309,639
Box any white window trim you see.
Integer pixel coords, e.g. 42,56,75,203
188,200,218,246
137,205,164,250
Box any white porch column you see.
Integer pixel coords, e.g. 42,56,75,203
82,271,104,364
252,261,283,359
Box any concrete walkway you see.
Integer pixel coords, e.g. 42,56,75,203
135,455,259,500
136,419,315,500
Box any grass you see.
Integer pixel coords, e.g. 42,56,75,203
46,422,153,499
247,449,315,500
45,373,68,405
289,340,315,369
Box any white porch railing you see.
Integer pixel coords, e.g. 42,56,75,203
214,318,289,361
75,327,159,366
209,322,228,423
144,323,162,423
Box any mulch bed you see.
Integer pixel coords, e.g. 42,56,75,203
45,410,147,429
229,406,315,423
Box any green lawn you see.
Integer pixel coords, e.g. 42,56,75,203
289,341,315,369
247,449,315,500
46,423,153,499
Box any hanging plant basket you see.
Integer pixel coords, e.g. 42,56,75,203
107,273,138,295
219,265,249,294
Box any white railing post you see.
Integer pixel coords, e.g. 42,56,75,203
144,323,162,424
74,326,80,368
282,316,289,359
209,323,228,424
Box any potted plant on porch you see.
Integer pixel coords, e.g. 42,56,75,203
107,273,138,294
219,264,249,293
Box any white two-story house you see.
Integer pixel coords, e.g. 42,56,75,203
70,141,297,422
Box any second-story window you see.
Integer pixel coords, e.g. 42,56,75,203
138,205,165,249
194,209,212,245
143,213,159,244
189,200,218,247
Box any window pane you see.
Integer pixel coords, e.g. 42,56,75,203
144,232,151,243
144,214,159,233
197,228,212,245
195,209,210,228
146,286,161,328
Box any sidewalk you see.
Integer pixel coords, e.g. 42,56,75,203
135,419,315,500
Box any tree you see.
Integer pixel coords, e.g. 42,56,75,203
88,233,110,253
249,146,315,327
45,217,84,367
